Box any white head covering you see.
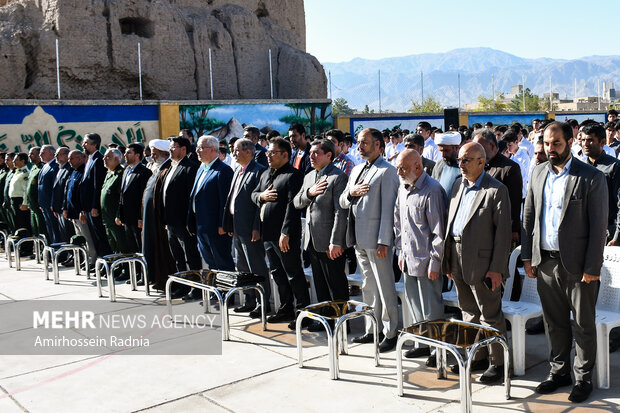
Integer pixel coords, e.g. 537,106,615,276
148,139,171,152
435,132,461,146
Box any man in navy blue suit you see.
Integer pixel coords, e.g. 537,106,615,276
80,133,111,257
188,135,234,271
37,145,60,243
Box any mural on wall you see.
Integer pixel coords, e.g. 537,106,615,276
0,105,159,153
349,116,444,137
468,114,545,127
553,112,606,124
179,102,332,141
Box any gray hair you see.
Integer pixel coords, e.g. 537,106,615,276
472,128,497,145
41,144,56,155
235,138,255,155
105,148,123,162
197,135,219,150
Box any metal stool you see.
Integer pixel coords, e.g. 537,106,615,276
95,253,149,302
296,300,380,380
396,319,510,413
166,270,267,341
43,243,90,284
7,234,46,270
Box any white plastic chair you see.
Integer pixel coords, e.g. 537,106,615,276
502,246,544,376
595,247,620,389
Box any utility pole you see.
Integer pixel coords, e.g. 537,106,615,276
492,74,495,111
421,71,424,109
378,69,382,113
522,74,525,111
458,73,461,109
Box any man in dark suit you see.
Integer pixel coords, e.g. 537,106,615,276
289,123,312,175
117,143,152,257
51,147,74,248
522,122,608,403
441,142,512,383
37,145,60,243
223,138,271,317
162,137,202,280
293,139,349,305
252,137,309,323
80,133,111,257
189,135,234,272
2,153,17,234
243,125,268,167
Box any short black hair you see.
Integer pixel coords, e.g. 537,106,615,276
325,129,344,143
472,123,483,129
171,136,191,152
545,121,573,143
417,121,431,131
127,143,144,159
582,123,606,142
566,119,579,128
362,128,384,144
266,130,280,139
17,152,28,162
289,123,306,136
502,130,519,143
85,133,102,148
244,126,260,139
269,137,292,159
609,109,619,116
497,140,508,154
180,128,194,138
403,133,425,148
310,139,336,161
473,128,497,146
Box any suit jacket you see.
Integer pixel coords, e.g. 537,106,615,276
188,158,233,233
37,159,59,209
486,153,523,234
521,158,608,276
119,162,152,226
63,165,85,220
254,143,268,168
251,163,303,243
80,151,105,212
222,159,266,238
293,162,348,251
339,156,399,249
441,172,512,285
162,156,198,228
422,156,435,176
52,162,72,213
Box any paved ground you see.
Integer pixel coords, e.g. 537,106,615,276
0,256,619,412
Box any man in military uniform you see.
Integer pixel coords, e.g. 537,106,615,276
0,154,9,228
24,146,47,239
9,153,32,256
101,148,128,260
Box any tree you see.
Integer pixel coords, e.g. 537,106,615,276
475,94,509,112
362,105,374,114
331,97,355,115
408,96,442,113
540,99,557,111
509,88,541,111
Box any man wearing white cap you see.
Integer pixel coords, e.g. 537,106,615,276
147,139,172,174
431,131,462,195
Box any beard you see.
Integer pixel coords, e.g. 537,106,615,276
548,145,571,166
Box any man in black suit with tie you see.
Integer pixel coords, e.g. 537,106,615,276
243,125,268,167
223,138,271,317
37,145,60,243
252,137,309,323
162,137,201,281
80,133,111,257
117,143,152,257
51,147,74,245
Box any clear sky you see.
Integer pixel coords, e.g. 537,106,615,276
305,0,616,63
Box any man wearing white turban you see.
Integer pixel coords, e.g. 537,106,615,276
431,132,462,195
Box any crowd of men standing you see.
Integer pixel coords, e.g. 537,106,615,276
1,112,618,403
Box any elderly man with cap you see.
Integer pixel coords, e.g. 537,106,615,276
394,149,447,366
431,131,462,195
142,139,177,291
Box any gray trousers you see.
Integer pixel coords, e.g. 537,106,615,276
537,254,599,382
451,242,507,365
72,219,97,266
233,234,271,307
403,273,445,348
356,246,399,339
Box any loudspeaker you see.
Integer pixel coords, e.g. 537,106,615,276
444,108,459,131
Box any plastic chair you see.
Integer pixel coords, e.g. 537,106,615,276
595,247,620,389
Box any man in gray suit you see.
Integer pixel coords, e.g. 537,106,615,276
294,139,349,309
441,142,512,383
340,128,399,352
223,138,271,318
522,121,608,403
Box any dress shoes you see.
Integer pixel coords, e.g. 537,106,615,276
266,311,295,324
288,317,313,331
450,358,489,374
169,288,187,300
425,353,437,368
234,303,257,313
568,381,593,403
60,258,74,267
352,332,384,344
404,347,431,359
479,364,504,383
249,305,271,319
379,336,398,353
114,270,130,282
182,288,202,301
535,373,572,394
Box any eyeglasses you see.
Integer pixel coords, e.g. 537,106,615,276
266,150,284,156
457,157,481,165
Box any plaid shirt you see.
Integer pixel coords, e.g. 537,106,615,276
333,152,355,176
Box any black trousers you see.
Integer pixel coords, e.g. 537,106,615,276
11,197,31,234
307,239,349,302
167,224,202,271
124,224,142,253
87,212,111,256
264,239,310,312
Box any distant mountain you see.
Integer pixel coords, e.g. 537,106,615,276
322,48,620,112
